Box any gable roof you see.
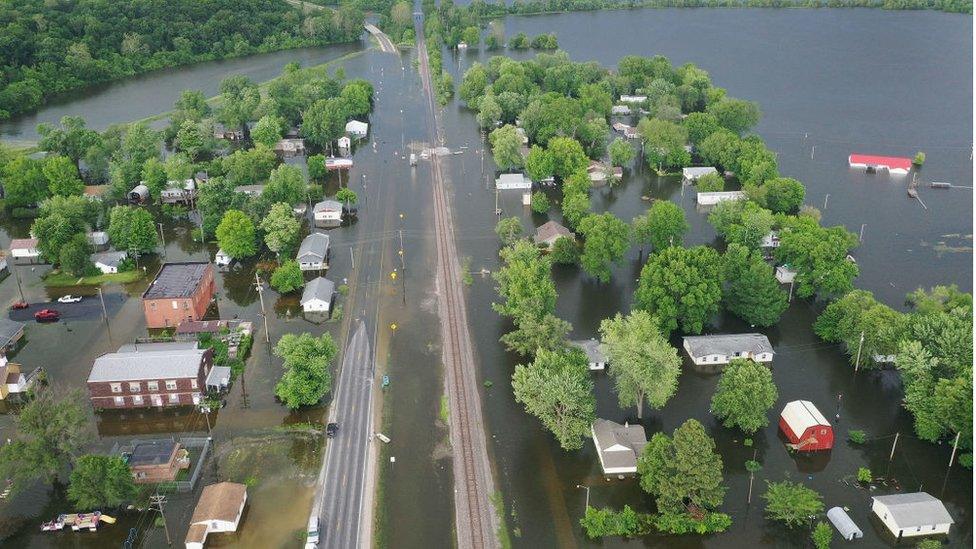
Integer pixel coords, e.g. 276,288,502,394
592,419,647,470
9,238,38,250
0,318,25,348
780,400,830,434
128,440,178,467
301,277,335,304
92,251,127,268
683,333,773,358
534,221,573,244
570,339,606,364
297,233,330,261
190,482,247,525
88,344,207,383
873,492,953,528
313,200,343,213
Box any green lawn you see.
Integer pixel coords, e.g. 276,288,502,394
43,269,145,287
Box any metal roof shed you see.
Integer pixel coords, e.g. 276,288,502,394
827,507,863,540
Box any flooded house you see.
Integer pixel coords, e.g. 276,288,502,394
8,238,40,260
313,199,343,227
848,154,912,176
570,339,607,371
618,94,647,104
591,419,647,475
185,482,248,549
682,166,718,183
297,233,330,271
682,333,774,366
160,179,197,205
234,185,264,198
92,251,128,274
533,221,574,251
696,190,746,206
301,277,335,313
776,264,798,284
870,492,953,540
214,249,231,268
121,439,190,484
778,400,834,451
338,135,352,156
86,342,212,409
128,184,150,203
0,319,25,353
345,120,369,138
274,138,305,156
611,122,639,139
87,230,110,251
495,173,533,190
587,160,623,183
141,262,216,328
610,105,632,116
0,355,27,401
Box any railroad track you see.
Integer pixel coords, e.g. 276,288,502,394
415,11,498,549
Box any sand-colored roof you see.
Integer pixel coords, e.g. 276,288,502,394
190,482,247,525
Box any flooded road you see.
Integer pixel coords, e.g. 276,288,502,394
0,7,971,549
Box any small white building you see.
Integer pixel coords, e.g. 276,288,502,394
611,122,639,139
297,233,330,271
619,95,647,104
870,492,953,540
761,231,781,249
313,200,343,225
160,179,197,204
92,251,128,274
610,105,632,116
214,249,231,267
234,185,264,198
495,173,533,190
184,482,248,549
696,191,746,206
827,506,863,541
9,238,40,259
682,166,718,182
338,136,351,155
682,333,774,366
571,339,606,371
346,120,369,138
775,265,797,284
591,419,647,475
301,277,335,313
129,184,150,203
273,138,305,155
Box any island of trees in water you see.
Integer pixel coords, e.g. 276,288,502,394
451,47,972,540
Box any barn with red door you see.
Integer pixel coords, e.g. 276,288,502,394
779,400,834,451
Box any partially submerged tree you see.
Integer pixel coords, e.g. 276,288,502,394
600,310,681,418
761,480,824,528
512,348,595,451
67,455,137,510
710,359,778,433
274,333,338,409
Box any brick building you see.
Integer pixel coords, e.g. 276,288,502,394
87,342,212,410
142,262,215,328
123,439,190,484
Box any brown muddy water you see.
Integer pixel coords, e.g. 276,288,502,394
0,7,972,549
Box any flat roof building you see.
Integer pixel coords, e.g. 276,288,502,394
142,262,216,328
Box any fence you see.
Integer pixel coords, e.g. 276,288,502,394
112,436,212,493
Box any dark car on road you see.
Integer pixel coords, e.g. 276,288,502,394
326,422,339,438
34,309,60,322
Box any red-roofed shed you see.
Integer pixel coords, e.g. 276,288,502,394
779,400,834,451
848,154,913,175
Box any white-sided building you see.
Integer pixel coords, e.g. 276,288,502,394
346,120,369,138
696,191,746,206
571,339,607,371
870,492,953,540
9,238,40,259
495,173,533,190
92,251,128,274
87,231,110,251
682,166,718,182
214,249,231,268
160,179,197,204
619,95,647,104
301,277,335,313
591,419,647,475
682,333,774,366
776,265,797,284
185,482,248,549
313,200,343,225
297,233,330,271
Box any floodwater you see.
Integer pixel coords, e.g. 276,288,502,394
0,7,971,549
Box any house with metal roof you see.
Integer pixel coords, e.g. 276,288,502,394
301,277,335,313
129,184,150,203
185,482,248,549
682,333,773,366
160,179,197,204
313,199,343,226
87,231,110,251
0,318,25,352
591,419,647,475
696,190,746,206
682,166,718,182
346,120,369,138
297,233,330,271
533,221,574,250
827,506,863,540
848,154,912,176
92,251,128,274
86,342,213,409
871,492,953,540
234,184,264,198
9,238,40,260
571,339,607,370
778,400,833,451
495,173,533,190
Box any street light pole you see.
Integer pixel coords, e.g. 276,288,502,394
576,484,590,509
254,271,269,343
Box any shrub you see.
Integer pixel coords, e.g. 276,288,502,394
913,151,926,166
812,521,832,549
530,191,551,214
857,467,872,483
653,511,732,535
696,172,724,192
847,430,866,444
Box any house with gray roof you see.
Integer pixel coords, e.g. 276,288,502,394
0,318,25,352
92,251,128,274
495,173,533,190
533,221,574,250
571,339,607,370
301,277,335,313
591,419,647,475
871,492,953,540
86,342,213,410
297,233,330,271
682,166,718,182
682,333,773,366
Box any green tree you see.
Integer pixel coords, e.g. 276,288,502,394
722,244,789,327
508,32,529,49
636,200,688,253
67,455,137,509
2,156,49,207
561,189,590,230
489,124,524,171
251,114,286,149
695,172,724,193
548,137,588,180
684,112,720,145
43,155,85,197
761,480,824,528
814,289,906,368
36,116,100,167
759,177,805,214
270,260,305,293
600,311,681,418
0,388,92,495
260,202,301,257
307,154,328,181
339,79,373,118
512,349,595,451
637,419,726,514
634,245,723,334
500,313,572,357
637,118,690,173
461,26,480,47
608,138,635,167
707,98,761,135
493,240,556,321
264,164,306,206
141,157,168,199
107,206,158,254
476,93,502,129
812,521,832,549
525,145,555,182
175,119,206,160
711,359,778,433
216,210,257,259
59,234,94,276
274,333,338,409
577,213,630,283
530,191,551,214
495,216,524,246
550,236,578,265
32,212,82,264
459,63,488,104
222,147,277,185
303,97,347,150
335,187,358,206
217,75,260,132
774,218,859,299
580,505,653,538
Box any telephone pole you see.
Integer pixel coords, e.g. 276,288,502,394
149,493,172,545
853,331,865,372
157,223,166,256
12,263,25,302
96,287,108,321
254,272,269,343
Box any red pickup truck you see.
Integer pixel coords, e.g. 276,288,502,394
34,309,60,322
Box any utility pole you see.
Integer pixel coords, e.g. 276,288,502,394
96,287,108,321
350,246,355,269
747,449,758,504
200,404,212,435
12,263,25,302
157,223,166,256
788,280,794,302
823,193,830,210
810,144,815,159
888,432,900,463
575,484,590,510
948,431,962,467
853,331,865,372
835,393,843,421
254,272,269,343
859,223,866,242
149,493,172,545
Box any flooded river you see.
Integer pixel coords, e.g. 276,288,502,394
0,7,971,549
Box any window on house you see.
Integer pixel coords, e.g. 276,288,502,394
110,383,122,393
150,301,156,310
190,379,197,389
168,393,180,404
114,396,125,406
132,395,144,405
165,380,177,391
147,381,159,391
184,301,190,310
172,300,178,309
129,382,141,392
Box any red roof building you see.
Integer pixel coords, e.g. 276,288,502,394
848,154,912,175
779,400,834,451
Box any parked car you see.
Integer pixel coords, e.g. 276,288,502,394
34,309,60,322
57,295,82,303
305,516,320,548
326,422,339,438
11,301,28,310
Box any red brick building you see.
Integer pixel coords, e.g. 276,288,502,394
142,262,216,328
123,440,191,483
87,342,212,410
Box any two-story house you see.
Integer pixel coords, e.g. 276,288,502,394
86,342,213,409
142,262,216,328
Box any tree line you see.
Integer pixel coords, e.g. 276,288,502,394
0,0,367,120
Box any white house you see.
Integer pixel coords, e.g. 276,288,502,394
696,191,746,206
301,277,335,313
775,265,797,284
619,95,647,104
682,333,774,366
297,233,330,271
761,231,781,249
160,179,197,204
346,120,369,138
184,482,247,549
591,419,647,475
92,251,128,274
214,249,231,268
571,339,606,371
234,185,264,198
273,138,305,155
9,238,41,259
0,355,27,401
313,200,343,225
495,173,533,190
337,136,351,155
682,166,718,182
870,492,953,540
610,105,632,116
